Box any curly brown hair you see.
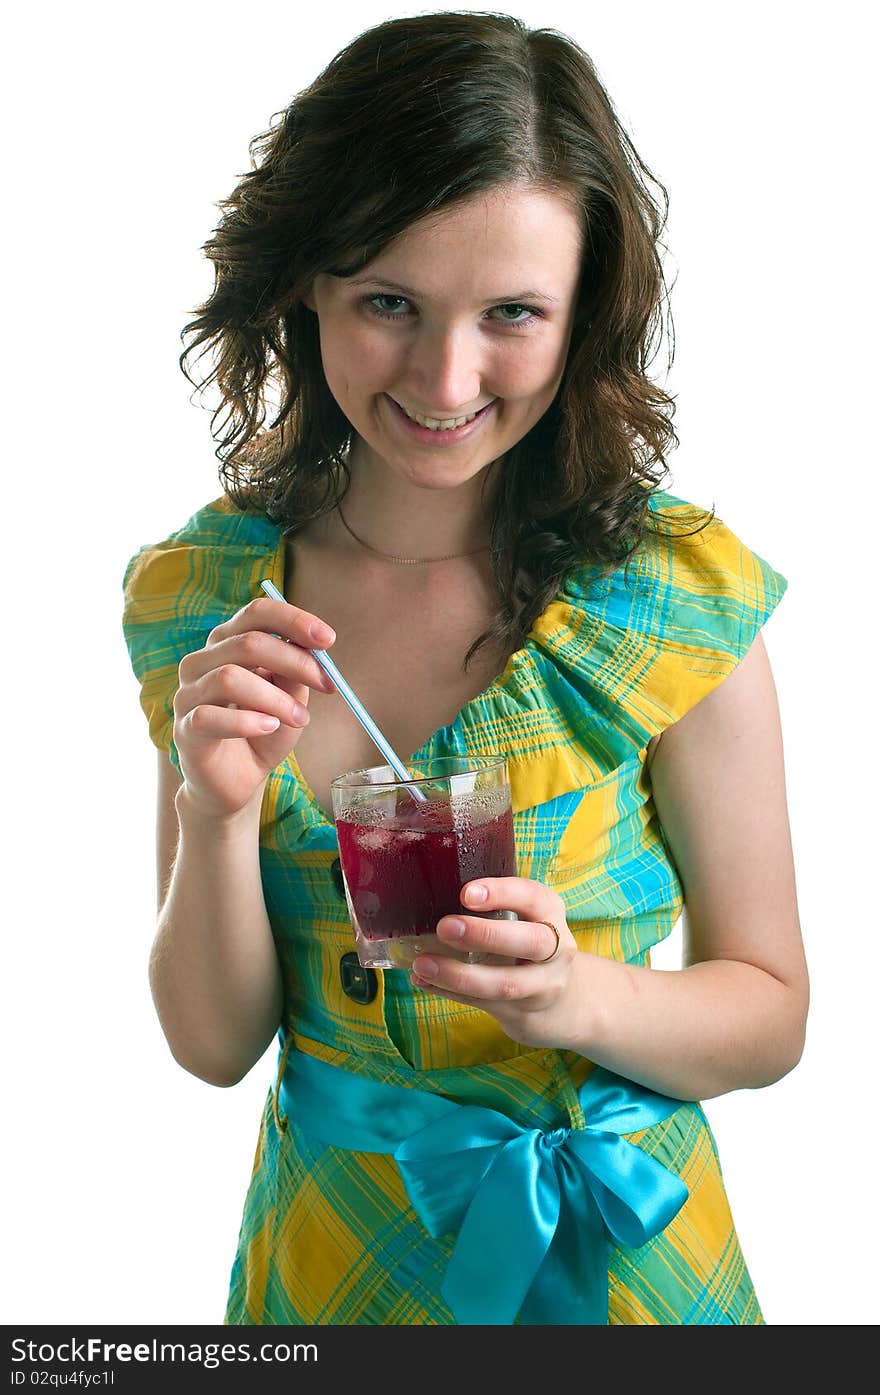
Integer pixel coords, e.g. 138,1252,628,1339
180,9,703,667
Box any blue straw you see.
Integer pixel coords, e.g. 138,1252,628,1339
259,579,428,802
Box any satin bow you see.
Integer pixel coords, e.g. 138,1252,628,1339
396,1071,688,1324
279,1047,688,1326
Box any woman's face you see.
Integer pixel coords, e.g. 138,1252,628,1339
305,184,584,490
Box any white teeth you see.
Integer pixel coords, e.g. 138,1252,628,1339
398,402,483,430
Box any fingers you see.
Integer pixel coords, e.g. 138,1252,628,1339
458,876,566,928
435,912,558,965
180,628,335,695
208,596,335,652
173,597,338,760
174,663,311,733
181,703,304,743
410,947,548,1003
409,879,570,999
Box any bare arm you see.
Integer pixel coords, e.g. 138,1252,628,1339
587,630,809,1097
150,752,283,1087
423,633,809,1101
147,595,336,1088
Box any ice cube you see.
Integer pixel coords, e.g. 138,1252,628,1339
355,829,394,852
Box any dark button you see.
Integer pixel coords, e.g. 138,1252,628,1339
330,857,346,899
339,952,378,1005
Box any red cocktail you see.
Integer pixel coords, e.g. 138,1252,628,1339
331,758,516,968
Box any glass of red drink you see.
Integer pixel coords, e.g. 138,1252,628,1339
330,756,517,969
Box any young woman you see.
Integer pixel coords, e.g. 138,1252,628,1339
122,10,807,1325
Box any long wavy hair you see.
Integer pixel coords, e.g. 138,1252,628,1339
180,9,704,667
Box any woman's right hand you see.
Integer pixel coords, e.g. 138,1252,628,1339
172,595,336,820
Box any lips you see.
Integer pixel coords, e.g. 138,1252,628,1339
384,394,496,443
394,400,489,431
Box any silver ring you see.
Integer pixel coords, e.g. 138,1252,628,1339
536,920,561,963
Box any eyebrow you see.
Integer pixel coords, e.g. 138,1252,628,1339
345,275,559,306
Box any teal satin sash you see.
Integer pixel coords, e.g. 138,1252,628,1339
279,1044,688,1325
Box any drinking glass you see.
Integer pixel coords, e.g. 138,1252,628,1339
330,756,516,969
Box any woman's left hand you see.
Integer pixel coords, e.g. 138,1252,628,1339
410,876,582,1049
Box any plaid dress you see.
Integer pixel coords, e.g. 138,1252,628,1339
122,489,785,1325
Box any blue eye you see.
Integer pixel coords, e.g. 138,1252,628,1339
490,303,536,325
366,294,412,319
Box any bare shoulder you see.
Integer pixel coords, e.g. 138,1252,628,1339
156,750,183,913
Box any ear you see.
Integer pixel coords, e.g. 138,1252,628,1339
300,283,317,312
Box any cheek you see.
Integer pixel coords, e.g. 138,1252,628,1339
495,340,569,402
341,327,401,396
317,315,390,394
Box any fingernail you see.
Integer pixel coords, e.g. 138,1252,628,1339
464,884,488,906
258,716,281,732
441,917,466,939
310,621,336,645
414,957,438,978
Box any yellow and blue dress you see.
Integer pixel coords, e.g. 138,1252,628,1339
122,488,786,1325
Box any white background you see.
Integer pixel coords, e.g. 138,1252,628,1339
4,0,877,1327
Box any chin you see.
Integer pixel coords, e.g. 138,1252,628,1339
354,431,495,485
397,453,499,490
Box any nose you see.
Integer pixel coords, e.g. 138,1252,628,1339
403,322,483,414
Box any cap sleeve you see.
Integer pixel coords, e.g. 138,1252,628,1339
554,491,788,753
121,495,285,764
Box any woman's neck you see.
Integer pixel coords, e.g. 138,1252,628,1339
337,440,497,561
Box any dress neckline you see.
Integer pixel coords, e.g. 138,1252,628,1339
273,531,529,828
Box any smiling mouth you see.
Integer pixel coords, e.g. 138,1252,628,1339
391,398,494,431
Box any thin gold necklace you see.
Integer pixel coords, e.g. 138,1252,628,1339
337,502,490,566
